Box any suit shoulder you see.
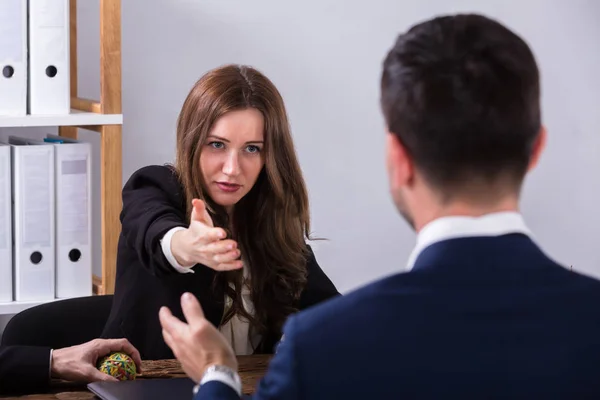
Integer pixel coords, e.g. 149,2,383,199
566,269,600,296
127,164,178,183
122,164,185,210
291,272,412,330
125,164,181,191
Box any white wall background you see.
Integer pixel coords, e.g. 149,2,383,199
1,0,599,334
88,0,600,291
114,0,600,292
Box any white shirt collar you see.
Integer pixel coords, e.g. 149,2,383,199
406,211,532,271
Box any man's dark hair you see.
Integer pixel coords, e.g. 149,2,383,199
381,14,541,198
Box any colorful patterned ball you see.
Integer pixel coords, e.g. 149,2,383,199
97,352,137,381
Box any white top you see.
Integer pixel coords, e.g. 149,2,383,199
160,227,260,355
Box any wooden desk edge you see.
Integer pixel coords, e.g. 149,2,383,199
1,355,271,399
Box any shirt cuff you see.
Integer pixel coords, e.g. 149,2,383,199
195,369,242,397
160,227,195,274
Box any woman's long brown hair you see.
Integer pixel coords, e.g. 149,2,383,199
174,64,311,340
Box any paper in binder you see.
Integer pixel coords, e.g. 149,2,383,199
4,135,55,301
0,0,28,116
45,134,92,298
0,144,13,302
28,0,70,115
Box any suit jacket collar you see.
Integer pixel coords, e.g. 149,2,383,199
406,212,534,271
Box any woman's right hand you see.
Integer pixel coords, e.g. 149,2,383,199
171,199,243,271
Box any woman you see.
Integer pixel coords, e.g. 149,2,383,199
101,64,339,360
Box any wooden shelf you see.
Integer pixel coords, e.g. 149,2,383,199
61,0,121,296
0,110,122,128
1,0,121,315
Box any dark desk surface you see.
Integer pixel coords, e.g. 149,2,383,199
2,355,271,399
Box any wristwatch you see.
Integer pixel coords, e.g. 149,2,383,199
193,364,242,395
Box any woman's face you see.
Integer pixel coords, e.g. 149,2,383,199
200,108,265,212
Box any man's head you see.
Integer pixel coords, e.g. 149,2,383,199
380,14,546,230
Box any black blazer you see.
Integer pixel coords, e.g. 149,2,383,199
0,346,51,394
100,165,339,360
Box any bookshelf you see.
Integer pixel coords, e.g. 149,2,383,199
0,0,121,314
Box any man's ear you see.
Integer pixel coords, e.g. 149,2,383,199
528,126,547,172
386,132,413,189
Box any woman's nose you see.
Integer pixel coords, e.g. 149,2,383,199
222,152,241,176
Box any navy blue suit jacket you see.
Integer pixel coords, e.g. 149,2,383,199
195,234,600,399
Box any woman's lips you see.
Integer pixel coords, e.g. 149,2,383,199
215,182,241,193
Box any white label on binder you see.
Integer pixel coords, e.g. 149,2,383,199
21,151,52,247
39,25,67,62
0,0,23,62
37,0,66,28
60,158,89,245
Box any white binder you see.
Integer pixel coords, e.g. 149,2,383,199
0,144,13,302
28,0,70,115
4,136,55,301
46,134,92,298
0,0,28,116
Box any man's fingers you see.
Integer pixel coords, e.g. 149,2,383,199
97,339,143,372
161,328,176,352
86,366,119,383
110,339,142,372
158,306,188,338
126,347,143,373
180,292,206,327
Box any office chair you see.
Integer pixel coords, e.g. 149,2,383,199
1,295,113,349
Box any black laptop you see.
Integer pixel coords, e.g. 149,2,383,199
88,378,194,400
88,378,252,399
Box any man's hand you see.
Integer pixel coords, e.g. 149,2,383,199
51,338,142,383
159,292,237,383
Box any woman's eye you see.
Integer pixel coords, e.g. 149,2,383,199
209,141,224,149
246,145,261,153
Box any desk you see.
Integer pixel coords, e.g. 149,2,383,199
2,355,271,399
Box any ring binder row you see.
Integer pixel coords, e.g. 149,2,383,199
0,0,70,116
0,134,92,303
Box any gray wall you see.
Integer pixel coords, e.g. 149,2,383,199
1,0,599,334
110,0,599,292
85,0,600,291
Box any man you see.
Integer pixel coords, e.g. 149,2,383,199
0,339,142,395
159,13,600,399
